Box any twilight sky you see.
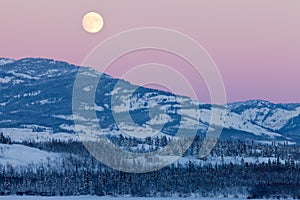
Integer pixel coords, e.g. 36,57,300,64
1,0,300,103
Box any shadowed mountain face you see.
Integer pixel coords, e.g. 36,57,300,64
1,58,300,143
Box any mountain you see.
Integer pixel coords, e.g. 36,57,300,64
1,58,300,144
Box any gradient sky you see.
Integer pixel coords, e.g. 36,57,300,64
1,0,300,103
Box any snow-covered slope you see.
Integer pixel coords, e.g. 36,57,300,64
228,100,300,131
0,127,77,143
0,58,14,66
0,143,60,167
0,58,300,144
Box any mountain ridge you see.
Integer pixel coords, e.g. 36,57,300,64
1,58,300,144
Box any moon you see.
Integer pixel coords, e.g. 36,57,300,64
82,12,104,33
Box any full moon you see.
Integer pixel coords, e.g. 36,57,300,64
82,12,104,33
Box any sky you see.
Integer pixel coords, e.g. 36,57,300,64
1,0,300,103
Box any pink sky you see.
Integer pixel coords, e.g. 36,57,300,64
1,0,300,103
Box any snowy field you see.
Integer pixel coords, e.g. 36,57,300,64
0,197,252,200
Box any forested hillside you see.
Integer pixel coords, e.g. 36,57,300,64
1,135,300,198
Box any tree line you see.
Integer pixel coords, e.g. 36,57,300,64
0,133,300,198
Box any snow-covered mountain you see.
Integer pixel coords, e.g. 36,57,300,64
1,58,300,143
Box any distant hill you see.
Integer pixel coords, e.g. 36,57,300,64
1,58,299,144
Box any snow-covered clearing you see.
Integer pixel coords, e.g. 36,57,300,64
0,143,60,167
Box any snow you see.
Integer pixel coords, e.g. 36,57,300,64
159,104,181,111
180,117,208,131
147,114,172,125
0,143,60,167
0,128,75,143
8,91,41,99
80,71,99,77
37,69,60,78
40,99,51,105
53,114,91,121
115,122,164,138
109,87,122,95
12,79,24,84
241,107,300,131
112,103,130,113
0,76,12,83
0,101,8,106
112,93,177,113
53,114,74,121
83,85,94,92
0,196,252,200
8,70,40,80
26,98,62,106
95,105,105,112
78,103,105,112
179,108,282,138
21,124,52,131
0,58,14,65
22,90,41,97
